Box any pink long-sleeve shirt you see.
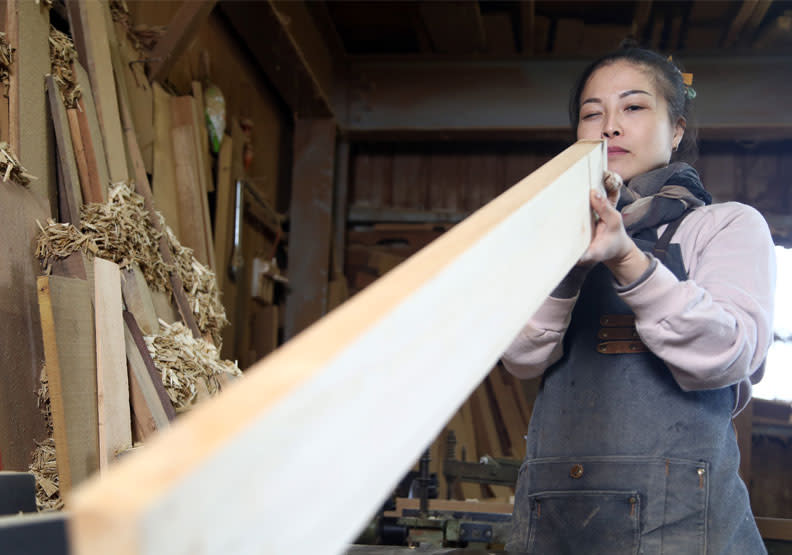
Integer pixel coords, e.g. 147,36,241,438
502,201,777,414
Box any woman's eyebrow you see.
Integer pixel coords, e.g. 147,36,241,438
582,89,653,106
620,89,652,98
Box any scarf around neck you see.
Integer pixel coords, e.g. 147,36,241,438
617,162,712,242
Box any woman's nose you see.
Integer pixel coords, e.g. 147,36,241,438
602,114,621,138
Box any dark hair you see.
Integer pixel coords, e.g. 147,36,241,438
568,44,698,163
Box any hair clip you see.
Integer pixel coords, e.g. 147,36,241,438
668,56,696,99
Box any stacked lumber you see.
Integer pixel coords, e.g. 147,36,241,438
345,223,536,502
18,1,246,511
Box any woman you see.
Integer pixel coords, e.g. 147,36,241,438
503,46,776,554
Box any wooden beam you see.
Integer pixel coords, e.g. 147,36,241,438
68,140,605,555
94,258,131,469
73,62,111,200
418,1,486,54
342,57,792,140
7,0,55,203
36,274,99,495
220,0,335,118
46,75,83,226
756,517,792,541
284,118,336,339
146,1,217,83
0,178,49,471
71,0,129,184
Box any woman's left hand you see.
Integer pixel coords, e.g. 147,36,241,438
580,171,651,285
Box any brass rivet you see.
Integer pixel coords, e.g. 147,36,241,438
570,464,584,479
602,332,609,338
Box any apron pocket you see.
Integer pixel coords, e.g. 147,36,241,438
527,490,640,555
509,456,707,555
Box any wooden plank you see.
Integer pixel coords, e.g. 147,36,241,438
73,62,110,199
68,141,606,555
213,130,233,293
151,83,181,237
7,0,54,202
283,118,336,339
36,275,99,494
468,384,512,499
487,372,526,460
191,81,214,193
46,75,82,226
0,0,8,145
123,311,176,424
171,96,211,266
94,258,131,469
756,517,792,541
123,312,172,443
74,0,129,184
147,1,217,83
0,179,49,471
418,1,486,54
120,264,159,336
67,107,103,204
389,497,513,517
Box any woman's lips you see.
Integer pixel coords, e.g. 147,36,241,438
608,147,629,155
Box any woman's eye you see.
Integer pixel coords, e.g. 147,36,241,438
626,105,644,112
581,112,600,120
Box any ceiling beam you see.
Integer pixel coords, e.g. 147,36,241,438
146,1,217,83
418,1,486,54
220,0,336,119
340,56,792,140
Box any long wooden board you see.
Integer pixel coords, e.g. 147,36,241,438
36,275,99,495
94,258,131,469
68,140,606,555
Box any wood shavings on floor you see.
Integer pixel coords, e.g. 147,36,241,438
28,368,63,512
144,320,241,412
49,25,81,108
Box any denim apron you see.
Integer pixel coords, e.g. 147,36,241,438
507,218,766,554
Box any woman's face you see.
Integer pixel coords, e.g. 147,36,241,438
576,60,685,182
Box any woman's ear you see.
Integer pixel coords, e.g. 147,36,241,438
672,118,686,150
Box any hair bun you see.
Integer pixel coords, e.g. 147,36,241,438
618,37,641,50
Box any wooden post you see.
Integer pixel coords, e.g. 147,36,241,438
284,118,337,339
67,140,605,555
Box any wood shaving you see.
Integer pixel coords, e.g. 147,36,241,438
29,368,63,512
0,31,14,97
144,320,241,413
165,226,228,344
36,182,228,344
34,219,99,273
49,26,81,108
0,141,36,186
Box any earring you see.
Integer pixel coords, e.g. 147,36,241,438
672,142,679,152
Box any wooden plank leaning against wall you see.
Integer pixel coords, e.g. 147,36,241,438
0,0,54,471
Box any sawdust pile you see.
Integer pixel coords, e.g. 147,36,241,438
145,320,241,412
28,369,63,512
49,26,81,108
0,141,36,186
109,0,165,52
35,182,228,343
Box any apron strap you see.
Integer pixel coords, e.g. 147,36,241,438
653,207,695,265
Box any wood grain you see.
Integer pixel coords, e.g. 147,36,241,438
94,258,131,469
69,141,606,555
36,275,99,494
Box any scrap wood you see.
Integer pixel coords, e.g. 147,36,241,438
49,26,81,108
144,320,241,413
